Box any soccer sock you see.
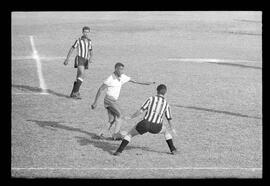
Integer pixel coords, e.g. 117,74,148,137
164,133,176,152
70,81,77,95
74,78,83,93
166,139,176,152
116,135,131,153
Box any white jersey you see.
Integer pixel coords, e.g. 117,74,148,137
103,73,131,100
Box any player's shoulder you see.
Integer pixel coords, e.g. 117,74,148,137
120,74,131,80
148,96,155,100
104,74,113,81
121,74,129,78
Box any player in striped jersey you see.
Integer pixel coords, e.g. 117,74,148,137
113,84,177,156
63,26,93,99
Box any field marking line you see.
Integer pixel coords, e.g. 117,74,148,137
167,58,261,63
12,167,262,171
12,92,50,95
29,35,48,95
12,56,65,61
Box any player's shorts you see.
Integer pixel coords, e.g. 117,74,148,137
74,55,89,69
135,120,163,135
104,96,121,118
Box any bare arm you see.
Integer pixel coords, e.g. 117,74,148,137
63,47,75,65
91,83,107,109
129,79,155,85
167,119,177,136
88,49,93,63
124,109,144,120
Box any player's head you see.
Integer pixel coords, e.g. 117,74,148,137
157,84,167,95
82,26,90,38
114,62,125,77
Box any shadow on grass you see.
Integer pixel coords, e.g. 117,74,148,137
208,62,262,70
172,104,261,120
74,136,163,155
27,119,168,155
12,84,70,98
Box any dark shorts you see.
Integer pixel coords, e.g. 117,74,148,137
74,56,89,69
135,120,163,135
104,96,121,118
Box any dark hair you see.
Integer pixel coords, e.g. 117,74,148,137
115,62,124,69
82,26,90,32
157,84,167,95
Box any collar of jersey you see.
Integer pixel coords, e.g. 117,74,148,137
113,72,121,81
156,94,165,98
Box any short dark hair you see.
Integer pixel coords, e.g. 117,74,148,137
82,26,90,32
115,62,124,69
157,84,167,95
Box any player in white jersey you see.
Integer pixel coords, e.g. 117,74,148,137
113,84,177,156
64,26,93,99
91,62,155,140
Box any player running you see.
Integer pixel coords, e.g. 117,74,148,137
63,26,93,99
113,84,177,156
91,62,155,140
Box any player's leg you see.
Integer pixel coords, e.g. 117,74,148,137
159,125,177,154
107,109,116,130
70,56,79,97
106,103,124,140
74,65,84,96
70,66,84,99
113,120,147,156
97,108,115,137
71,56,86,98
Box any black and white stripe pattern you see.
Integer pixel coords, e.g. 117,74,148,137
141,95,172,124
72,37,92,59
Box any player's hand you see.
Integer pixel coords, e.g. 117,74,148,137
89,59,93,63
91,103,97,109
63,59,69,65
145,82,155,85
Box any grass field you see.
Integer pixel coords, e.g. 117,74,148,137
11,11,262,178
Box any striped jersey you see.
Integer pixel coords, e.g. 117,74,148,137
72,36,92,59
141,94,172,124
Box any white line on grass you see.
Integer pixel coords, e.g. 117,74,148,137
12,56,65,61
29,36,48,95
167,58,260,63
12,167,262,171
12,92,51,95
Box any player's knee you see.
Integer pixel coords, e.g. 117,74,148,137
77,77,83,82
114,113,121,119
164,132,172,140
124,134,131,142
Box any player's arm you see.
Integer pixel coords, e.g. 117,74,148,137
130,109,144,119
91,83,107,109
165,105,177,136
88,49,93,63
124,109,144,120
129,79,155,85
125,97,150,120
63,47,75,65
167,119,177,136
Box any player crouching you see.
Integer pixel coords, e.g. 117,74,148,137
113,84,177,156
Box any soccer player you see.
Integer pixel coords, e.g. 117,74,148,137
63,26,93,99
113,84,177,156
91,62,155,140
